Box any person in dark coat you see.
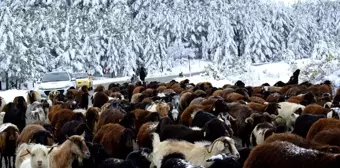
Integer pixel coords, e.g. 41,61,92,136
139,66,147,84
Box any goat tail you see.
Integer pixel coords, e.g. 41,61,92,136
151,133,161,148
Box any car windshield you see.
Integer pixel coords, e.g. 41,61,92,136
41,72,70,82
73,73,88,79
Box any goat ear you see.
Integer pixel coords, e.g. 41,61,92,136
81,131,86,138
66,135,70,140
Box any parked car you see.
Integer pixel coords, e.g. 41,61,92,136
73,72,93,90
36,71,76,98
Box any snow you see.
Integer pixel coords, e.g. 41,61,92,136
92,77,130,85
0,89,28,103
148,60,211,78
280,141,317,156
174,59,311,87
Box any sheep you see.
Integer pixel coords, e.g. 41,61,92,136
93,123,137,159
26,101,48,124
287,92,316,106
0,123,20,168
4,99,27,132
301,104,331,115
50,109,86,138
60,120,93,143
274,102,305,131
264,133,340,153
227,102,264,147
265,92,285,103
190,97,206,105
85,107,100,133
247,102,280,115
311,128,340,147
248,96,266,104
145,101,170,118
180,99,230,127
292,114,325,138
137,122,159,149
160,152,204,168
49,134,91,168
17,124,54,146
191,111,216,128
96,148,151,168
71,142,110,168
150,133,240,168
243,141,340,168
15,143,52,168
133,109,160,133
179,92,199,112
93,91,109,108
96,108,125,132
159,118,231,143
250,122,287,146
306,118,340,140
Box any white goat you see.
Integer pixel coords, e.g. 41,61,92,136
15,143,52,168
26,101,47,124
150,133,240,168
275,102,305,131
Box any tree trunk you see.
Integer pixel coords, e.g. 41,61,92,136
5,73,8,90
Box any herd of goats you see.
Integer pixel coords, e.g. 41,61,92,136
1,69,340,168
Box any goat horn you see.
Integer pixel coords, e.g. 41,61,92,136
250,112,262,118
207,137,225,153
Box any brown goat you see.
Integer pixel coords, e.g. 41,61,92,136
133,86,146,95
85,107,100,133
94,85,105,92
50,109,85,138
306,118,340,140
302,104,331,115
247,102,280,115
243,141,340,168
133,109,160,133
180,104,205,126
95,123,136,159
248,96,266,104
179,92,198,112
49,134,90,168
156,86,167,93
16,124,54,146
136,122,158,149
93,91,109,108
225,92,246,102
264,133,340,153
266,92,283,103
96,108,125,132
312,128,340,147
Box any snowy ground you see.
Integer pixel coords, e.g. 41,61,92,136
0,59,319,103
174,59,312,88
93,77,131,85
148,60,210,78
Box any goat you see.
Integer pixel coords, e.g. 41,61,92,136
49,134,91,168
15,143,52,168
150,133,240,168
243,141,340,168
